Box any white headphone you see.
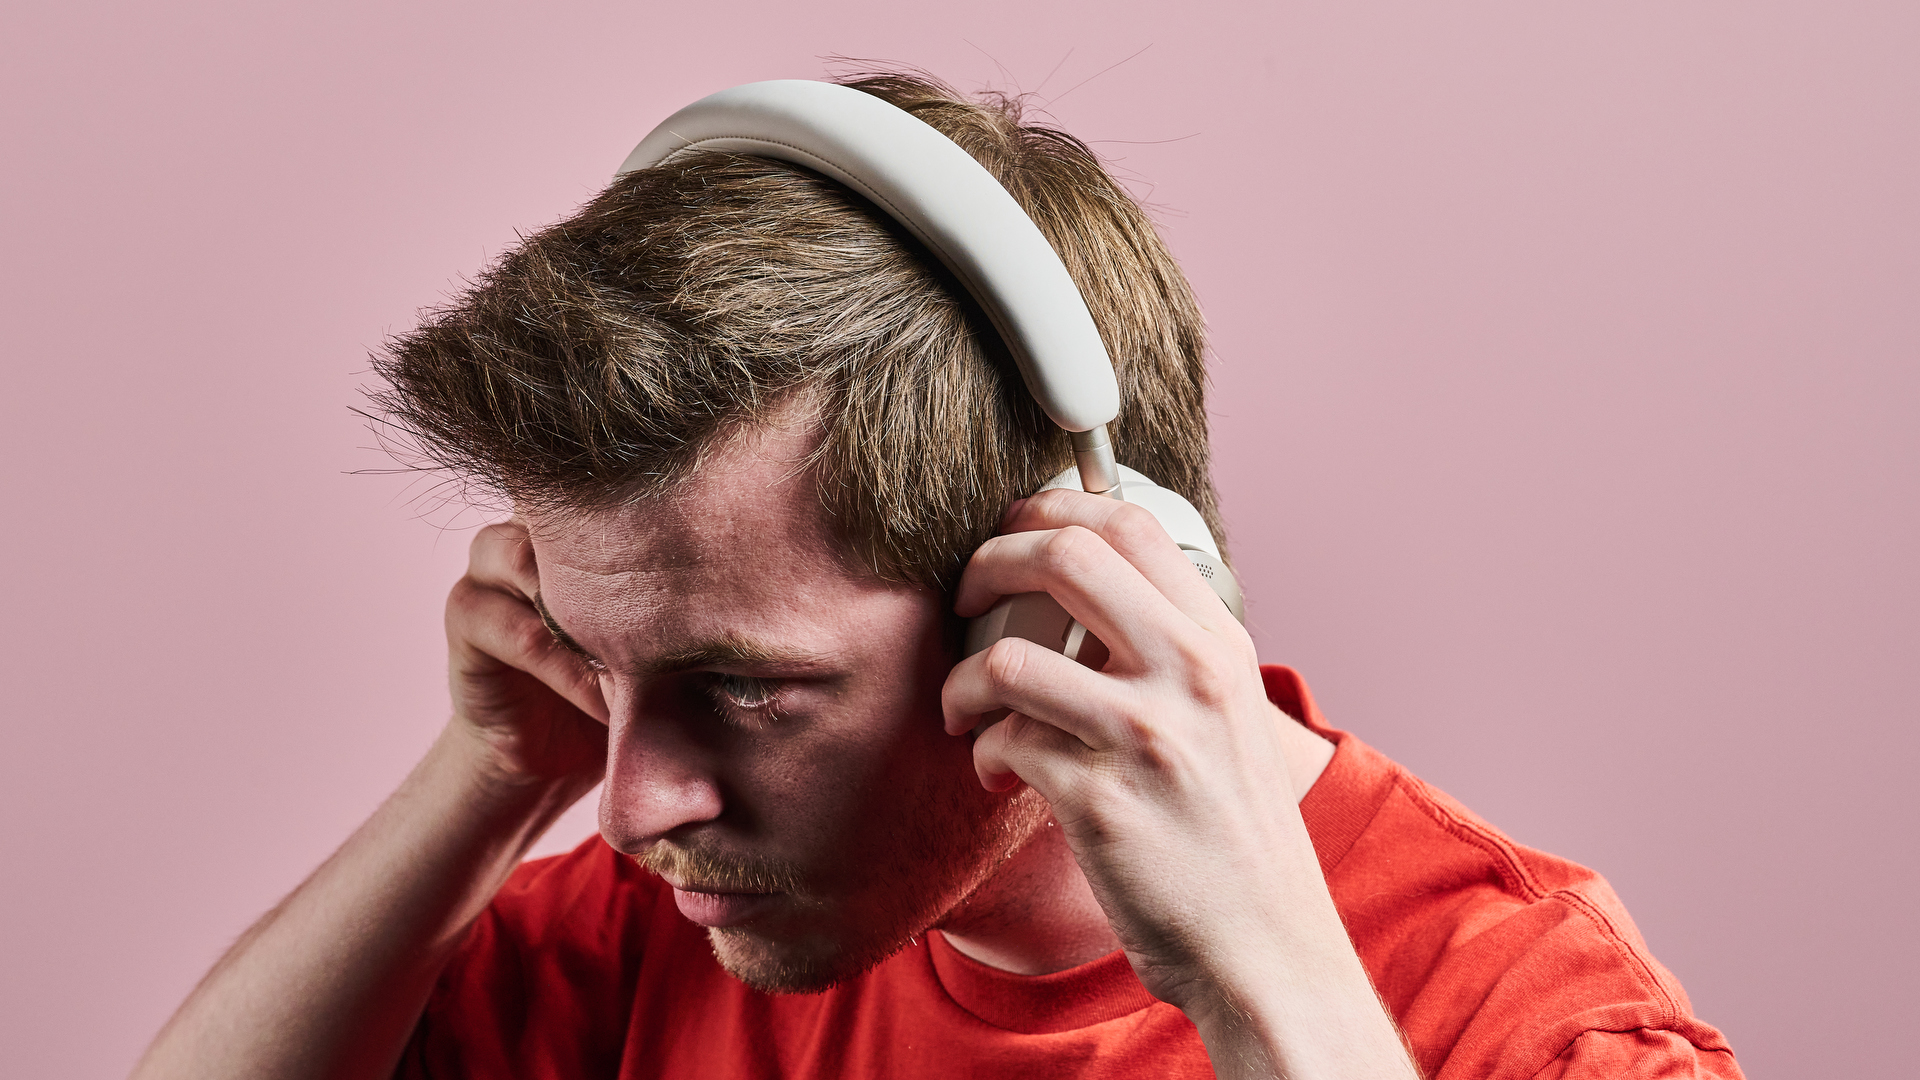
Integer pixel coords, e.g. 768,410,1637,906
620,80,1243,665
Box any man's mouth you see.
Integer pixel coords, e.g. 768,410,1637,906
669,884,783,928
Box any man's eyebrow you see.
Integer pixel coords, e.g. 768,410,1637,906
647,634,834,675
531,591,597,662
529,594,831,676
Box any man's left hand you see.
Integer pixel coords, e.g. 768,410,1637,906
942,489,1419,1080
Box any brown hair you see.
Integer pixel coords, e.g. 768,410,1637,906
371,71,1221,591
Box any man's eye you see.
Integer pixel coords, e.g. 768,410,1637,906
715,673,778,710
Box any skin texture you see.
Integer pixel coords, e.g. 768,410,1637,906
526,418,1056,991
131,410,1415,1080
946,491,1414,1077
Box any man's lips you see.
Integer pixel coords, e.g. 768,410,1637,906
670,885,782,928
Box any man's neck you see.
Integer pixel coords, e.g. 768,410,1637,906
935,809,1121,974
938,704,1335,975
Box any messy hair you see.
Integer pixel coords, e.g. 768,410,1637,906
372,72,1220,591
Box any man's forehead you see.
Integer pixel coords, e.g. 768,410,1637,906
525,414,838,575
524,485,940,674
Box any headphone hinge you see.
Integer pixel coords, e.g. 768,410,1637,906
1071,425,1125,501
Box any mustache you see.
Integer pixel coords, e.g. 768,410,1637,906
638,842,809,896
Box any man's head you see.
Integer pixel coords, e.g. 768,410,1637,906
522,410,1052,990
374,72,1219,990
374,72,1221,591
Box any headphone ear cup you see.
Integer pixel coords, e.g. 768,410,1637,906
963,466,1248,664
959,550,1241,672
1182,547,1245,623
963,591,1111,668
962,483,1248,671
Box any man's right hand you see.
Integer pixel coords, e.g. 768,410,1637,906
131,519,613,1080
447,519,609,789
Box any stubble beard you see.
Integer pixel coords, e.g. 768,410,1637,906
699,784,1053,995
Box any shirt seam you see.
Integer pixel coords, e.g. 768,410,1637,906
1526,1026,1744,1080
1386,770,1690,1061
924,932,1162,1035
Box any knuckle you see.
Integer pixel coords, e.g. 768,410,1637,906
999,712,1035,748
471,520,536,574
998,714,1050,765
471,520,514,556
982,637,1030,694
509,615,557,663
1179,647,1238,708
446,576,486,618
1106,501,1163,546
1121,713,1168,757
1115,709,1199,781
1040,526,1099,577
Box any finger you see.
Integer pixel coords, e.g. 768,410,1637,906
449,577,609,723
943,635,1130,750
1003,489,1237,633
972,710,1091,799
466,519,540,600
954,525,1201,667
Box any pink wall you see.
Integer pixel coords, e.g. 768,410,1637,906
2,2,1913,1076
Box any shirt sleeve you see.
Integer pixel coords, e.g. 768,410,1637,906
1531,1028,1746,1080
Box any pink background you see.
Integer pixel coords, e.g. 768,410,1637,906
3,2,1914,1076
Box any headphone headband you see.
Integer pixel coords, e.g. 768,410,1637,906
618,80,1247,634
616,79,1122,438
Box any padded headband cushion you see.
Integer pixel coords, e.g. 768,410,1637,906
617,79,1120,434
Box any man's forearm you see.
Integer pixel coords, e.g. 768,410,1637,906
1191,951,1421,1080
132,722,593,1080
1186,820,1421,1080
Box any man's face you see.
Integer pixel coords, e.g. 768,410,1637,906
528,416,1046,993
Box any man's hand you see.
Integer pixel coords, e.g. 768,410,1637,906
131,521,610,1080
943,490,1419,1080
448,520,609,788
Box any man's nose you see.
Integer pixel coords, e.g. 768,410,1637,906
598,699,725,854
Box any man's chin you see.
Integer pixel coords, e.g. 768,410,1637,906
706,924,915,995
696,783,1055,995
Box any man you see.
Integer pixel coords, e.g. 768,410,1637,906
133,73,1743,1079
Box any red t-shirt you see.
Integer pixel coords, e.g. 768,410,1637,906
400,666,1743,1079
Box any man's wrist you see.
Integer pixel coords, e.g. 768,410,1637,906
1182,955,1419,1080
424,720,598,838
